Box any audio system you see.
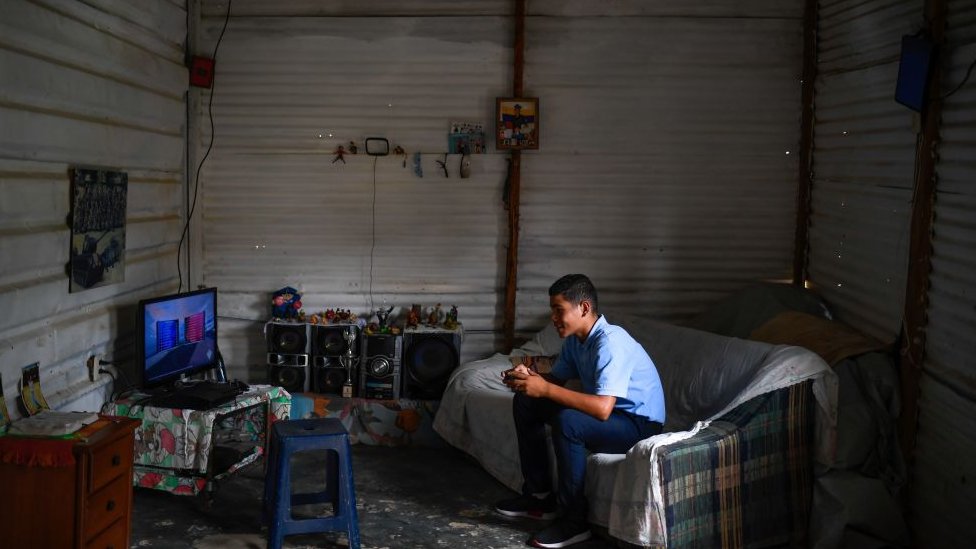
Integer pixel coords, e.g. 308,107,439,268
400,329,461,400
359,333,401,400
266,322,310,393
311,324,360,396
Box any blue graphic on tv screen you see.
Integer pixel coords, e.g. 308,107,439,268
142,290,217,387
156,319,179,352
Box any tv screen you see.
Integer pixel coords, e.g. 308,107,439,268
895,34,934,112
138,287,218,389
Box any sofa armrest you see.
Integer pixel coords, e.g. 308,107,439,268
657,382,814,548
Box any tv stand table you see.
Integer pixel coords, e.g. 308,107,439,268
102,385,291,497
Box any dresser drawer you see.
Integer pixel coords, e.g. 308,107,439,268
85,517,128,549
85,474,130,540
89,433,133,492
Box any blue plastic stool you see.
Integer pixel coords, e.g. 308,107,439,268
264,418,360,549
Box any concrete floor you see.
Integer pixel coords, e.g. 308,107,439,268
130,444,616,548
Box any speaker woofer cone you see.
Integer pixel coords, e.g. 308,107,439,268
274,331,306,354
368,357,393,377
406,338,457,383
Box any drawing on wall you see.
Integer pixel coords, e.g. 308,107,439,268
448,121,487,154
69,167,127,292
496,97,539,150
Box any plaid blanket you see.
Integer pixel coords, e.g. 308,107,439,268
660,382,813,548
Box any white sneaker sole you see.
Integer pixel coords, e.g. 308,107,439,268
495,508,559,521
530,529,592,548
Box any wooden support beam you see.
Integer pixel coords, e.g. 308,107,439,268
793,0,818,287
503,0,526,352
899,0,946,468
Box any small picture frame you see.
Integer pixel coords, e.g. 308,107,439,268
496,97,539,150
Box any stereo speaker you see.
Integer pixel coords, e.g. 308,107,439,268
267,354,310,393
267,322,309,393
311,324,360,361
359,333,401,400
401,330,461,400
311,324,361,396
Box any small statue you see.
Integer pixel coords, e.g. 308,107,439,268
375,305,395,331
325,308,336,323
271,286,302,320
444,305,459,330
406,303,421,328
426,303,442,327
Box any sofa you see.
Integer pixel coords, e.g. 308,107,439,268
433,314,837,548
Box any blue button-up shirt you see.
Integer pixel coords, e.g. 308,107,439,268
550,315,665,423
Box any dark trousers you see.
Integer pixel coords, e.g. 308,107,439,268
512,393,663,521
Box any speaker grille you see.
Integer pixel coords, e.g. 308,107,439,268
311,324,359,357
267,323,308,354
402,331,460,399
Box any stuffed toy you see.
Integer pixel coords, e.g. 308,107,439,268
271,286,302,320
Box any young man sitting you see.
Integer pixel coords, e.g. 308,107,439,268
496,274,665,548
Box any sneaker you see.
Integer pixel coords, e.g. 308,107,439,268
494,493,558,520
530,519,592,548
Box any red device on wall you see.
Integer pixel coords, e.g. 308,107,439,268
189,56,215,88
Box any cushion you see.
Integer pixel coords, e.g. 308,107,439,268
749,311,887,366
516,323,564,356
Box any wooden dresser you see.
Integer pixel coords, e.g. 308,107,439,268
0,416,140,549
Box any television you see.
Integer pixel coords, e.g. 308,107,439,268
895,34,934,112
137,287,219,389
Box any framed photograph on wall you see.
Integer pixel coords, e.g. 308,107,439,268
496,97,539,150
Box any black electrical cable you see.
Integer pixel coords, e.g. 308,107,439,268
178,0,233,293
369,155,378,312
942,55,976,100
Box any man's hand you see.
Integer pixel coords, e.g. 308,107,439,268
502,365,550,398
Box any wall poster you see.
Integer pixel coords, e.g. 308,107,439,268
69,167,127,292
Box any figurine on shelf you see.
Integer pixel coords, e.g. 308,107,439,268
444,305,459,330
325,308,336,323
271,286,302,321
426,303,442,327
406,304,421,328
375,305,395,331
332,145,346,164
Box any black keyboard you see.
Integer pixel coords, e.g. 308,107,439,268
149,381,246,410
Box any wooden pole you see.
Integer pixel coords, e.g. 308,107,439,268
899,0,946,469
503,0,526,352
792,0,817,287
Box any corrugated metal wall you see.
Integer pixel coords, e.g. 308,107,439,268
196,1,806,378
0,0,186,411
911,0,976,544
808,0,922,341
194,7,510,378
517,8,805,331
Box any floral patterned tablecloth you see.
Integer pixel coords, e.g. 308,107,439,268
102,385,291,495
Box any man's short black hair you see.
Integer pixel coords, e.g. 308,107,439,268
548,274,598,313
